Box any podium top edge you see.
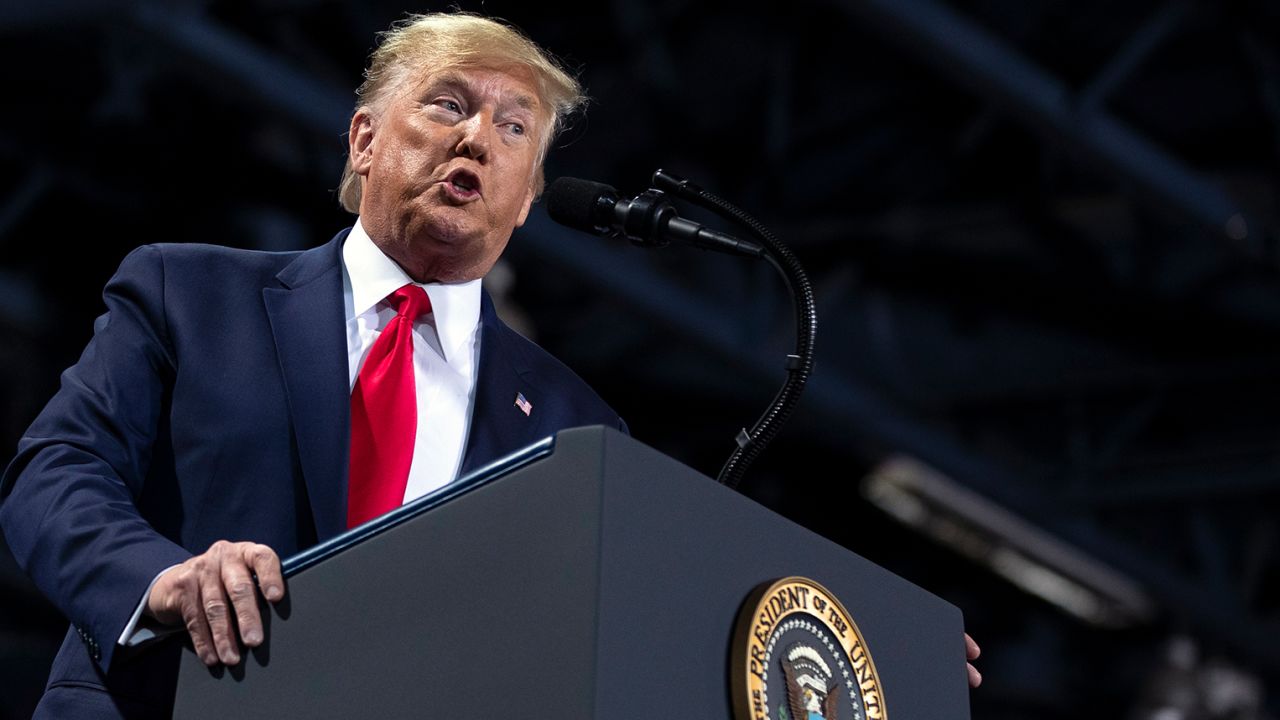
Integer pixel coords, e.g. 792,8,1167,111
281,434,557,577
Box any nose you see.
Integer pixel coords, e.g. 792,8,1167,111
454,112,491,162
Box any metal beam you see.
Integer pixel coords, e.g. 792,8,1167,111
0,0,139,34
128,4,351,137
834,0,1259,253
1078,0,1195,110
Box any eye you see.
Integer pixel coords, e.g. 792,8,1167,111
433,98,463,114
507,122,525,136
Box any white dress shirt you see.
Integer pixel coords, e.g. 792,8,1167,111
120,220,482,646
342,218,482,502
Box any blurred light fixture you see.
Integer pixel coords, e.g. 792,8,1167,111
1128,636,1269,720
863,455,1155,628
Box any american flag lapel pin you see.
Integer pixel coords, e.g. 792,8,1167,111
514,392,533,417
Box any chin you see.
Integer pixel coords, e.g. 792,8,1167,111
389,216,504,281
402,245,493,284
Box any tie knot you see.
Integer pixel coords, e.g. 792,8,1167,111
388,284,431,321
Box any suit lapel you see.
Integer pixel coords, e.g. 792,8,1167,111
460,291,549,475
263,230,351,541
263,242,547,528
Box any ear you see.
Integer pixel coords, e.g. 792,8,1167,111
348,107,376,177
513,183,536,228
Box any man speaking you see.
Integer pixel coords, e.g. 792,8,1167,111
0,12,624,719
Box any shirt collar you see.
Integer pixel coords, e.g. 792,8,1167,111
343,218,482,365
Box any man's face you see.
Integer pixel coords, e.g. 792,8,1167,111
349,64,543,283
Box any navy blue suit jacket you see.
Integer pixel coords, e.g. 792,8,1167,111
0,229,625,718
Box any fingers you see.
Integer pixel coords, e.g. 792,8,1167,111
967,662,983,688
146,540,285,667
964,633,982,688
965,632,981,660
201,543,239,665
246,543,285,603
225,544,283,648
222,557,262,651
174,569,218,666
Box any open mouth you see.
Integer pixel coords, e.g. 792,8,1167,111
444,169,482,197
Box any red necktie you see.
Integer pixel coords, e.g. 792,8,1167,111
347,284,432,528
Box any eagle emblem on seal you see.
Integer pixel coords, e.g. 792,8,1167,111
782,643,844,720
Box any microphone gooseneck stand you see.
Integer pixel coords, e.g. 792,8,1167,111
648,170,818,489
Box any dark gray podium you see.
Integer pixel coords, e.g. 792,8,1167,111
174,426,970,719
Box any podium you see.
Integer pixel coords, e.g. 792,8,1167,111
173,426,970,719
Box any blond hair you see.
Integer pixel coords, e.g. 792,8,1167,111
337,12,584,213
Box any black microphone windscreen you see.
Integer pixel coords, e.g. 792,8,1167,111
545,177,616,233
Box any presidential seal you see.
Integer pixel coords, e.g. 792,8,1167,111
731,577,886,720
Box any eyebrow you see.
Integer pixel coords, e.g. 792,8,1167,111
426,71,540,114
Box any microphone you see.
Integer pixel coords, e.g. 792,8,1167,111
544,177,764,257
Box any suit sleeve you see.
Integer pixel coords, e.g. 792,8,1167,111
0,244,193,671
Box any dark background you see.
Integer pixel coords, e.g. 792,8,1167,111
2,1,1278,718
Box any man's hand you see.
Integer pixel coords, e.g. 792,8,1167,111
146,540,285,666
965,633,982,688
